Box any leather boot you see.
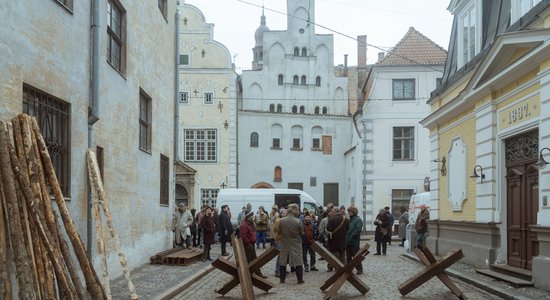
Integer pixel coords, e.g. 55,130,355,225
295,266,304,284
279,266,286,283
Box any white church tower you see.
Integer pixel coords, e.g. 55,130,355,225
238,0,351,206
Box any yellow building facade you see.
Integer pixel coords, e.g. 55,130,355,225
422,1,550,291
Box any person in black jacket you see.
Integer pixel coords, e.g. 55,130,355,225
373,208,390,255
219,205,233,256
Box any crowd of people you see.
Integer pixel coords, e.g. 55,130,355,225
171,201,430,283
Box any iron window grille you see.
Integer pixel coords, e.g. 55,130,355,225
23,84,71,196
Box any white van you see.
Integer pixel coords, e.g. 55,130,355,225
408,192,431,225
216,188,322,227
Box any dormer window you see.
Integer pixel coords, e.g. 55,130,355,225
457,2,478,67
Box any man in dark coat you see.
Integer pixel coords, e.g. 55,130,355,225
345,206,363,275
326,208,348,271
219,205,233,256
302,213,318,272
373,208,390,255
199,207,215,261
385,206,394,245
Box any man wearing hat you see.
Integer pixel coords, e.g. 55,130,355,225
172,203,193,249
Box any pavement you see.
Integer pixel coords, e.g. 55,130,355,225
109,237,550,300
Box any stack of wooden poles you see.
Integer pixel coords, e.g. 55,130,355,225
0,113,114,299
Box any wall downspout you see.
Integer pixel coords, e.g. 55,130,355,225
173,3,181,208
87,0,101,256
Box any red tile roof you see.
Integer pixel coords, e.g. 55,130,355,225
377,27,447,65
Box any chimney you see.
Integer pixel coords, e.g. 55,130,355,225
344,54,348,75
357,35,367,67
378,52,385,62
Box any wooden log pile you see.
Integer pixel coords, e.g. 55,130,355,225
0,114,111,299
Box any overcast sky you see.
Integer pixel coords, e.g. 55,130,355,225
183,0,454,73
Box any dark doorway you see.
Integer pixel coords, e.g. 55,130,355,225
505,130,539,270
175,184,188,206
323,183,339,206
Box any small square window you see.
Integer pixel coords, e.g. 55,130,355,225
179,92,189,103
310,177,317,187
204,93,213,104
179,54,189,66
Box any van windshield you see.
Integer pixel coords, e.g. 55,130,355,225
274,194,300,209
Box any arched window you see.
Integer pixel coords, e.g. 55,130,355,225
277,104,283,113
271,124,282,149
292,105,298,114
269,104,275,112
278,74,283,85
274,166,282,182
291,125,303,150
301,47,307,56
316,76,321,86
299,105,305,114
311,126,322,150
314,106,320,115
322,106,328,115
294,47,299,56
293,75,299,85
301,75,306,85
250,132,259,147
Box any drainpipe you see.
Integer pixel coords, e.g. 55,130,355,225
87,0,101,256
174,4,181,163
173,3,181,209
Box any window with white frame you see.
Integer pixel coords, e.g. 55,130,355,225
179,91,189,104
179,54,189,66
271,124,282,149
512,0,541,23
458,3,477,67
201,188,219,208
184,129,217,162
204,92,213,105
291,125,303,150
393,127,414,160
392,79,415,100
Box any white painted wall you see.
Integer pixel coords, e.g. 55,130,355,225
358,65,443,227
238,0,351,204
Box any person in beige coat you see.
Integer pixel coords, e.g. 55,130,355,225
278,203,305,284
172,203,193,249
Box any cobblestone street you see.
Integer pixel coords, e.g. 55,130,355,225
173,242,500,300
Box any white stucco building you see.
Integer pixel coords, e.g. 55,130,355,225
0,0,177,277
176,3,238,210
238,0,352,205
349,28,447,229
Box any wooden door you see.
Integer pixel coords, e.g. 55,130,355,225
505,130,539,270
506,162,538,269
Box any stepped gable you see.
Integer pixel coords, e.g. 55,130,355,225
378,27,447,65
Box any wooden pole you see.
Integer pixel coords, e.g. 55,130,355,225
30,117,106,300
0,178,13,300
11,119,40,295
90,177,112,300
8,141,77,299
87,149,137,300
53,210,87,299
0,122,37,299
21,115,85,299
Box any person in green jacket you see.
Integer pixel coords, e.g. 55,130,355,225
345,206,363,275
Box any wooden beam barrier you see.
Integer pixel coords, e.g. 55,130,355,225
311,242,370,299
398,246,465,297
212,235,279,299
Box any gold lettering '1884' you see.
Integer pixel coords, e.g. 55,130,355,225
508,104,529,124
